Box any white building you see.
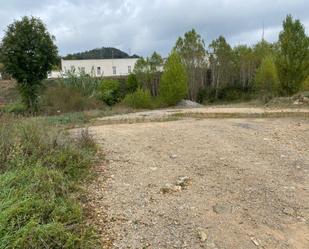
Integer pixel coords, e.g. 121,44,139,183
61,58,139,77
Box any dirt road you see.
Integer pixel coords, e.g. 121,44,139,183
87,111,309,249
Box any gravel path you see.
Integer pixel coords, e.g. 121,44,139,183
95,107,309,124
87,115,309,249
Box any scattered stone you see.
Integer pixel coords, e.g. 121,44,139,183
205,242,218,249
150,167,158,171
161,184,182,194
177,99,203,108
293,100,301,105
176,176,192,189
170,154,178,159
303,96,309,103
250,237,260,246
283,207,295,216
197,228,208,242
213,203,232,214
293,94,309,105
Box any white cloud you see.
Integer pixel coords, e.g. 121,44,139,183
0,0,308,56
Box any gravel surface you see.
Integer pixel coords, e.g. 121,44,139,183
95,107,309,124
86,115,309,249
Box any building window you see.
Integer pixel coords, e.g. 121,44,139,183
128,66,132,74
113,66,117,75
97,67,101,76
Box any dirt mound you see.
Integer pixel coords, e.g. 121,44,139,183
177,99,203,108
292,92,309,105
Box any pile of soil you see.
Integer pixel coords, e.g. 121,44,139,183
177,99,203,108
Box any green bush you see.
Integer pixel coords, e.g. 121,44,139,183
100,79,121,106
41,84,103,115
123,87,153,109
218,86,251,101
198,86,252,103
0,119,99,248
126,73,139,93
302,76,309,91
255,56,280,98
0,102,27,114
159,52,188,106
60,72,101,98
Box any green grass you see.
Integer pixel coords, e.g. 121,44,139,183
0,117,100,249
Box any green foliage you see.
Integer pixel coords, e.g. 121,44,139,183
209,36,234,91
61,72,102,98
276,15,309,95
42,112,89,126
123,87,153,109
1,16,58,112
302,76,309,90
218,86,252,102
0,102,27,114
174,29,206,100
133,52,163,96
127,73,139,93
63,47,139,60
255,56,280,98
0,119,99,248
159,52,188,106
41,83,103,115
100,79,121,106
198,86,252,103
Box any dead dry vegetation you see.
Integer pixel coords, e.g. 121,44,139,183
85,111,309,249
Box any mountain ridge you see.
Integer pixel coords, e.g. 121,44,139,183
63,47,139,60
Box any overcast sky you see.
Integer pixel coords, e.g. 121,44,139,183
0,0,308,57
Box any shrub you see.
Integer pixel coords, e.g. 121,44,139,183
126,73,139,93
218,86,251,101
302,76,309,91
123,87,153,109
100,79,121,106
255,56,280,98
0,102,27,114
41,84,103,114
0,119,99,248
60,72,101,98
198,86,252,103
159,52,188,106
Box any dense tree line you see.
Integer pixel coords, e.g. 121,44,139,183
0,14,308,112
134,15,309,102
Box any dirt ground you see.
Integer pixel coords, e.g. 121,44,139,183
86,109,309,249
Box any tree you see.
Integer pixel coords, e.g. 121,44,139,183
174,29,207,101
276,15,309,95
255,56,279,97
253,40,277,66
133,52,163,96
159,52,188,106
100,79,121,106
126,73,139,93
233,45,255,89
1,16,58,111
209,36,234,97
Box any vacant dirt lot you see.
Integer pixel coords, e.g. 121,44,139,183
87,111,309,249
